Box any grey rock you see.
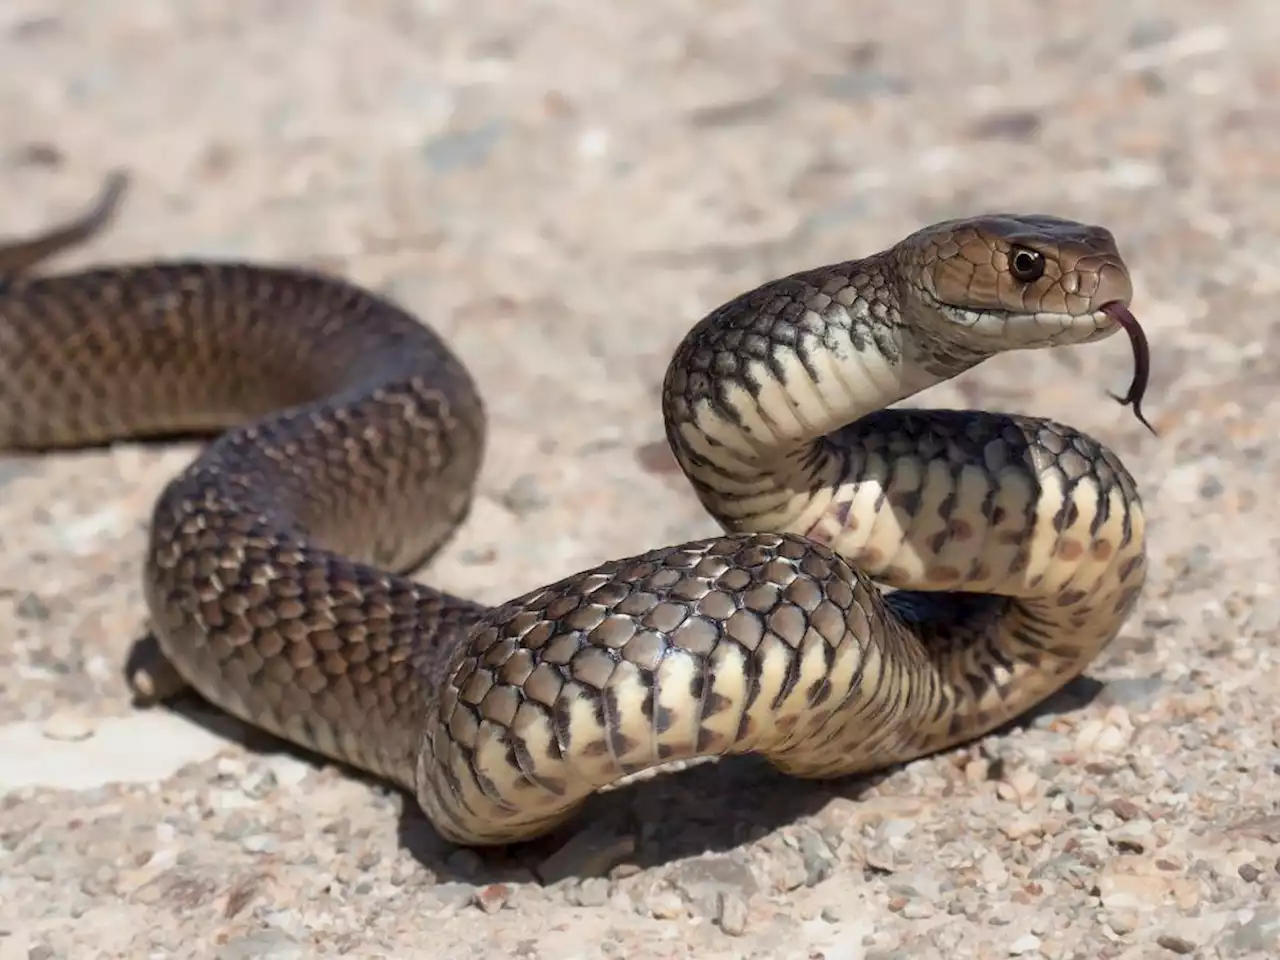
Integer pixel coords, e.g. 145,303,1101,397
14,593,52,621
1099,675,1164,708
499,474,550,516
241,834,279,855
215,929,305,960
1156,933,1197,954
422,122,505,174
668,853,760,905
572,877,611,907
716,891,750,936
430,882,478,910
1224,905,1280,955
795,829,835,886
889,870,946,901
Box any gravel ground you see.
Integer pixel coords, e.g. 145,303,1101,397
2,1,1279,958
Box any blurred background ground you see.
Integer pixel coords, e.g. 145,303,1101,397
1,1,1279,957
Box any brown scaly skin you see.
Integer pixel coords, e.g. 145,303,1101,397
0,175,1147,845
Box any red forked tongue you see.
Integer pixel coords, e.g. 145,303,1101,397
1100,301,1155,436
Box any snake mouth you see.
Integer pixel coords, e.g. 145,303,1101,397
1100,301,1155,436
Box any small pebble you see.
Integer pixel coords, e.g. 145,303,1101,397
498,474,549,515
900,900,934,919
215,757,247,780
987,905,1014,926
241,835,278,855
1107,910,1139,935
716,891,749,936
864,843,897,873
1005,768,1040,804
41,710,95,742
1075,719,1131,754
979,850,1009,887
796,829,835,885
1156,933,1197,954
1107,798,1145,821
1109,819,1154,853
431,882,477,910
15,593,52,620
1000,813,1043,841
473,884,510,914
574,877,611,907
215,928,304,960
880,819,918,842
647,891,685,920
1008,933,1041,955
240,768,279,800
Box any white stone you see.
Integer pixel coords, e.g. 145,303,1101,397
0,713,228,792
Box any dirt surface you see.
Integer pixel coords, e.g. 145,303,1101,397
2,1,1280,958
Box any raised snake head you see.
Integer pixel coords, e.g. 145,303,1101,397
893,213,1134,350
891,213,1152,433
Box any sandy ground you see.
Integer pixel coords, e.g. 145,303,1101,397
2,1,1279,957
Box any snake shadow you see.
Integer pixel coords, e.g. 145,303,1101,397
125,630,1103,884
395,671,1105,882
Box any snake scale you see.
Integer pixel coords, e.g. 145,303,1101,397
0,174,1150,846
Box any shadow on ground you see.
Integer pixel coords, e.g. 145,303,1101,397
123,631,1106,886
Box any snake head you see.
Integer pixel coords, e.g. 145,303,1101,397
895,213,1134,350
895,213,1153,434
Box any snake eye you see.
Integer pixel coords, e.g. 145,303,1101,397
1009,247,1045,283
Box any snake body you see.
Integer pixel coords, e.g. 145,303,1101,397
0,176,1148,846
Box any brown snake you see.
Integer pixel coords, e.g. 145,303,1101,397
0,174,1150,846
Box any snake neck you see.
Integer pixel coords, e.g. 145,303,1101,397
662,254,983,536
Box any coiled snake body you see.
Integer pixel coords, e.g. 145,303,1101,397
1,176,1149,846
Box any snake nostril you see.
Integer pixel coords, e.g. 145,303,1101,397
1094,262,1134,308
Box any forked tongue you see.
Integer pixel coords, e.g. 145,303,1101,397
1101,302,1156,436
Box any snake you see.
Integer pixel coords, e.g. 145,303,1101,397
0,173,1151,847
